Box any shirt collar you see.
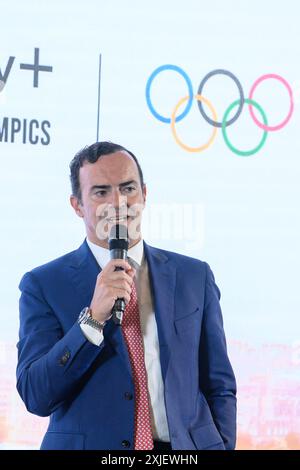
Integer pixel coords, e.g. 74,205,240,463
86,237,144,269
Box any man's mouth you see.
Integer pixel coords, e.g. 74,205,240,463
106,216,129,223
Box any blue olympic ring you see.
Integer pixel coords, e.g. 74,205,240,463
145,64,193,123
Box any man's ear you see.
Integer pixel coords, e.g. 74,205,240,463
142,184,147,206
70,195,84,218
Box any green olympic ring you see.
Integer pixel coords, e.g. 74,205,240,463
222,98,268,157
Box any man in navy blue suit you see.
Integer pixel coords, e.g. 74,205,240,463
17,141,236,450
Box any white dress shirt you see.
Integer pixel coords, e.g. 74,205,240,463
81,238,170,442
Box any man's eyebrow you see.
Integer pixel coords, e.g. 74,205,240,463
119,180,137,188
90,184,111,192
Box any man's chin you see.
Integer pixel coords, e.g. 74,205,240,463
106,219,129,238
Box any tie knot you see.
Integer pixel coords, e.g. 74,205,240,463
127,256,139,271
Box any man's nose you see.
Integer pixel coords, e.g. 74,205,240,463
111,190,126,209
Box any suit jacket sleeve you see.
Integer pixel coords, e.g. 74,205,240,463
200,263,237,450
17,271,104,417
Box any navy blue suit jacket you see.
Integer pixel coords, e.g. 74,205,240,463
17,241,236,450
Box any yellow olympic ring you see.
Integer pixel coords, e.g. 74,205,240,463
171,94,218,153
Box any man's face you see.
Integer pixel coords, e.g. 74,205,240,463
70,151,146,248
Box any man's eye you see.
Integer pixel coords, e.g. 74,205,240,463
123,186,135,193
95,190,107,197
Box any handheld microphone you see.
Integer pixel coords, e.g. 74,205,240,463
108,224,129,325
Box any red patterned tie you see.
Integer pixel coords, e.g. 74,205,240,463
122,272,154,450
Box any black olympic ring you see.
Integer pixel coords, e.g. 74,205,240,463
197,69,245,128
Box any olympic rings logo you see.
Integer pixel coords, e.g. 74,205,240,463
145,65,294,156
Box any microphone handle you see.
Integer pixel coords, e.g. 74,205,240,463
111,250,127,325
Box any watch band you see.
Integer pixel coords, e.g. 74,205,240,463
78,307,106,332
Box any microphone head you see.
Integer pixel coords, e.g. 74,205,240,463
108,224,129,251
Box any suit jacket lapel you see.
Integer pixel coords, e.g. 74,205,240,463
144,243,176,381
69,240,100,306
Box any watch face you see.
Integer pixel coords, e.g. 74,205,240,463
78,307,89,322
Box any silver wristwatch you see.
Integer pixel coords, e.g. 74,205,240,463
78,307,106,332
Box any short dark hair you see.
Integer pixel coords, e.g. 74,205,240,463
69,141,145,201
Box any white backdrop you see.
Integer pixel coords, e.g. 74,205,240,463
0,0,299,449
